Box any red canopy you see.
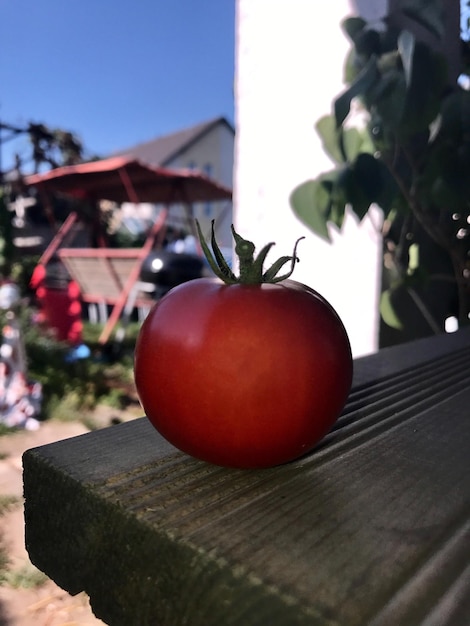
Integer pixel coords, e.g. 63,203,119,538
24,156,232,204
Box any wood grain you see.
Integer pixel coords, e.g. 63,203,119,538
23,328,470,625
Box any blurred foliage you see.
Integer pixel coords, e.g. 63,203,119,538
291,0,470,344
3,563,49,589
19,314,138,422
0,189,15,280
0,121,84,173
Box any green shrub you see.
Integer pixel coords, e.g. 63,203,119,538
20,315,138,421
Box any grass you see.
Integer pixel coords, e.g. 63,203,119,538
3,563,49,589
0,424,22,438
0,495,20,516
0,548,9,585
0,496,21,585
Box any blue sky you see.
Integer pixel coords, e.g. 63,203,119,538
0,0,235,172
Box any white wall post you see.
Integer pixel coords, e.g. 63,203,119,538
234,0,388,357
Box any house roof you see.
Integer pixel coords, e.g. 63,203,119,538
112,116,235,167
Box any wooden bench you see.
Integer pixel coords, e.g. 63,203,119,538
22,328,470,625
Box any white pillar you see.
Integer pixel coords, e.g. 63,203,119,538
234,0,386,357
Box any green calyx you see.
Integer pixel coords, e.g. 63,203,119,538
195,219,304,285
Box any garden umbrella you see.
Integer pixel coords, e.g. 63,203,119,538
24,156,232,205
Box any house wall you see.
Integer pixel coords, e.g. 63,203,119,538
233,0,387,357
165,122,235,248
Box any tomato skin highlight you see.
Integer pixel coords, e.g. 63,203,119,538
134,277,352,469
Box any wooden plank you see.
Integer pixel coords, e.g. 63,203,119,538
22,329,470,626
60,257,121,300
351,325,470,387
59,248,150,259
59,255,137,302
58,252,155,332
58,210,167,344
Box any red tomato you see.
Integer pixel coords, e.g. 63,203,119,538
134,276,352,469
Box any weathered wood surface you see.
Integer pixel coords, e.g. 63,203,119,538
23,328,470,626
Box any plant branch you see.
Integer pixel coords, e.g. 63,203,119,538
407,287,442,334
382,149,451,254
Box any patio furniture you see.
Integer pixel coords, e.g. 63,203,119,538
22,328,470,625
57,247,157,344
25,157,232,344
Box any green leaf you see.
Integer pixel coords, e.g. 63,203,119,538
315,116,343,164
343,48,362,84
290,179,332,242
436,90,470,141
354,29,381,57
369,70,407,130
330,167,352,226
349,153,399,217
399,43,447,134
401,0,445,40
353,153,382,191
380,289,404,330
341,16,367,42
317,116,374,165
329,198,346,230
344,169,371,220
397,30,415,86
334,56,379,127
343,126,374,161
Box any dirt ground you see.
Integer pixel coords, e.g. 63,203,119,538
0,406,140,626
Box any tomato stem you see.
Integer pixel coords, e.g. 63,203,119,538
195,220,304,285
